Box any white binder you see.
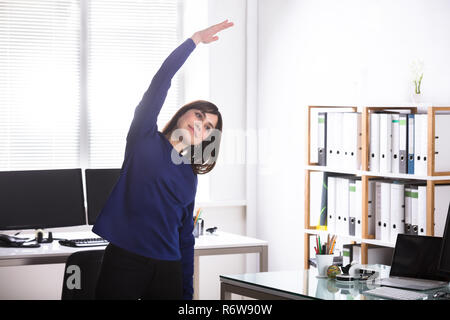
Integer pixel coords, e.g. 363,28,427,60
341,177,350,236
390,182,405,244
355,180,363,238
391,114,400,174
434,114,450,173
327,176,337,234
346,112,362,171
404,185,413,235
414,114,428,176
420,114,428,176
310,171,324,228
408,114,415,174
318,112,327,166
335,112,344,169
368,180,376,237
336,177,349,236
348,179,357,236
399,114,408,174
326,112,336,168
414,114,422,175
379,113,392,173
411,185,419,235
420,115,428,176
418,185,427,236
355,112,362,170
342,113,352,170
375,181,383,240
369,113,380,172
335,177,343,234
380,182,391,242
434,185,450,237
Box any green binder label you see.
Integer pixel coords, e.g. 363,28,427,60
405,191,418,198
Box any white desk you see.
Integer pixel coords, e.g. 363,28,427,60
0,227,268,300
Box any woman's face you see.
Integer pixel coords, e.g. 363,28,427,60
176,108,219,145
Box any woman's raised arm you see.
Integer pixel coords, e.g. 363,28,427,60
191,19,234,45
126,20,234,145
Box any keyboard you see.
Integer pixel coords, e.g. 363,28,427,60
59,238,109,247
364,286,428,300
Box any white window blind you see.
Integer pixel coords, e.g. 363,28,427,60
87,0,180,168
0,0,81,170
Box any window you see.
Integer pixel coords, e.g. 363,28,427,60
0,0,81,170
0,0,211,200
87,0,180,168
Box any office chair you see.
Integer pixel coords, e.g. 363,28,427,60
61,250,104,300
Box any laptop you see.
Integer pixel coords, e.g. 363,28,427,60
374,234,450,291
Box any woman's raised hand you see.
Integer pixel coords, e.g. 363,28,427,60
191,19,234,45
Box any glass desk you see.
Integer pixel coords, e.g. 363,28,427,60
220,265,450,300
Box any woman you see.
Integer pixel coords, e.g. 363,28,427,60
93,20,234,300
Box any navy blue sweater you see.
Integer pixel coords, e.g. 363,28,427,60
93,38,198,300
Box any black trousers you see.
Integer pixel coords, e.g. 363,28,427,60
95,243,183,300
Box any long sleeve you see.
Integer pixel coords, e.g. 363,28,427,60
126,38,197,145
179,200,196,300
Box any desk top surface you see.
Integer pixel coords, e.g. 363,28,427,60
220,266,450,300
0,226,268,260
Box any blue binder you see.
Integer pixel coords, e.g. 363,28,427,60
407,114,415,174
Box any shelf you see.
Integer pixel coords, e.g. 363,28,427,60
303,228,396,248
305,165,450,181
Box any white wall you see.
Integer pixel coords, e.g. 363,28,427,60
256,0,450,271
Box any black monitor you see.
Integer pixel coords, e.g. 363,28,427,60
85,169,121,225
438,203,450,276
0,169,86,231
390,234,449,281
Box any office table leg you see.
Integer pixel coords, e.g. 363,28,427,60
220,282,232,300
260,246,268,272
195,245,268,300
194,255,200,300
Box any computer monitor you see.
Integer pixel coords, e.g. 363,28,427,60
0,169,86,231
390,234,449,282
85,169,121,225
438,203,450,275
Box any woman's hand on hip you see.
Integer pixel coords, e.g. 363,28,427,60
191,19,234,45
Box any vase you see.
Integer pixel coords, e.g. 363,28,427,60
411,92,422,105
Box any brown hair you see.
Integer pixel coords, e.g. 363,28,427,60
162,100,223,175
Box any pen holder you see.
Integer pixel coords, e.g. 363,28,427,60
316,254,334,278
193,218,204,238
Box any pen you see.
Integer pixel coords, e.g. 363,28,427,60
316,235,319,254
330,235,337,254
318,236,322,254
330,236,337,254
327,235,333,254
194,208,202,227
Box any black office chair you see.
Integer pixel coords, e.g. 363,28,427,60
61,250,104,300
